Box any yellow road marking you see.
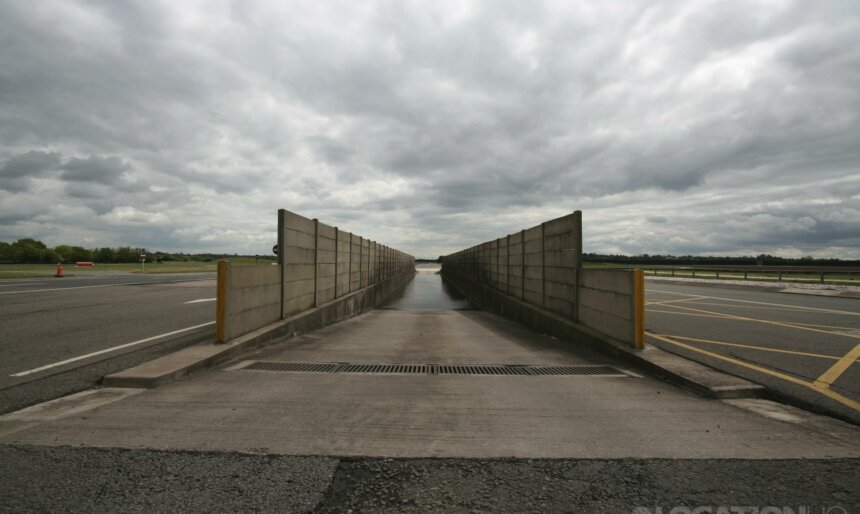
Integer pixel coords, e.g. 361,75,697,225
655,302,860,341
814,343,860,389
665,334,842,361
661,300,851,314
648,288,860,317
645,296,708,306
646,309,737,320
647,333,860,411
646,308,860,332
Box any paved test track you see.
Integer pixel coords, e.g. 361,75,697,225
645,281,860,424
2,271,858,511
0,273,216,413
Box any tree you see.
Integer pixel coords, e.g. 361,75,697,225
94,247,116,263
54,245,93,262
11,238,54,263
0,242,11,263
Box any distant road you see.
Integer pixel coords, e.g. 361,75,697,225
645,282,860,423
0,272,214,294
0,273,216,413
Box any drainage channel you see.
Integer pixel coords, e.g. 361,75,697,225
236,361,632,377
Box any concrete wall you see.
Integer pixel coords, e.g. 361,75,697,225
442,212,582,320
441,211,644,349
216,263,281,343
216,209,415,343
579,268,643,346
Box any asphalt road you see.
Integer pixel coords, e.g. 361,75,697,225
0,273,215,413
645,281,860,424
1,446,856,513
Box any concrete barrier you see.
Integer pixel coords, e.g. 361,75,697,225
441,211,644,349
216,209,415,343
216,262,281,343
579,268,644,348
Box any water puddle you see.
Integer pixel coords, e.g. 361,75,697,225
382,264,474,310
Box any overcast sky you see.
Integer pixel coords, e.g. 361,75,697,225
1,1,859,259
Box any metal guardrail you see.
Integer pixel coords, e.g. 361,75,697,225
638,266,860,283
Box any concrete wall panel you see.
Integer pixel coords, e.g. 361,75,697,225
221,264,281,342
441,210,640,347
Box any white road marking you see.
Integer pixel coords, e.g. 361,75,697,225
185,298,216,304
0,282,46,287
0,278,210,295
10,321,215,377
648,288,860,316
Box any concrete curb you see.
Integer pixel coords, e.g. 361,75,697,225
442,273,765,400
103,271,415,389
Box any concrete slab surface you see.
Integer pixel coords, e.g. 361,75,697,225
2,309,858,459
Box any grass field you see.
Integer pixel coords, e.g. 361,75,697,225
0,258,275,279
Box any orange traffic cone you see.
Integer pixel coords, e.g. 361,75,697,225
55,262,64,278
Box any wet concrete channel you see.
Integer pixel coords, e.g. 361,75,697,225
381,264,474,311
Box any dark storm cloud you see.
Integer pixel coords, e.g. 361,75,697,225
0,151,61,192
62,156,127,183
0,1,858,257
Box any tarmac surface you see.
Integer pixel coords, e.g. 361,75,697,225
0,274,215,414
1,445,856,513
645,282,860,423
1,268,858,511
2,275,858,459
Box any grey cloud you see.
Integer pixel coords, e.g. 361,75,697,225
62,156,127,183
0,1,858,257
0,151,61,192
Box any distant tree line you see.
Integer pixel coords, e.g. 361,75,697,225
583,253,860,266
0,238,276,264
0,238,150,264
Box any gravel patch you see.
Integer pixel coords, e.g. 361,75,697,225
0,445,337,513
318,458,859,513
2,446,856,513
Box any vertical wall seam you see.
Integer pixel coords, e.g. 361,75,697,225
506,234,511,294
574,210,582,323
520,229,525,300
215,260,229,344
277,209,286,320
334,226,339,299
633,268,645,349
541,222,546,308
313,218,319,308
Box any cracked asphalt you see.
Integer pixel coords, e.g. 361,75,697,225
1,446,857,513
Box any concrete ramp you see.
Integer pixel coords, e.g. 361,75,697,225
3,307,858,459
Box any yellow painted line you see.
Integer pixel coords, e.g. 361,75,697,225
669,300,848,314
646,308,860,332
648,333,860,411
657,302,860,341
664,334,842,361
645,296,709,306
648,288,860,317
646,309,737,320
814,343,860,388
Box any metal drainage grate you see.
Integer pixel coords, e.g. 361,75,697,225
244,362,338,373
241,362,628,377
337,364,430,374
527,365,620,376
435,365,533,375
